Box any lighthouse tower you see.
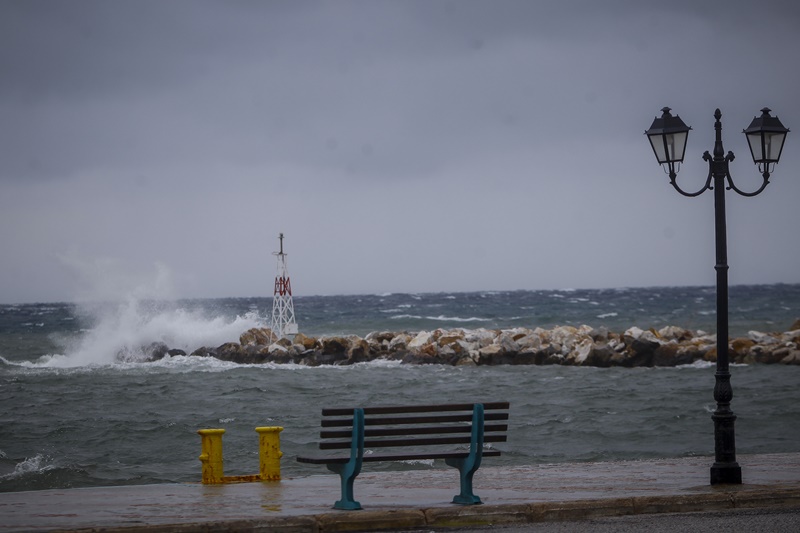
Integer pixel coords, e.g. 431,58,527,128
270,233,298,338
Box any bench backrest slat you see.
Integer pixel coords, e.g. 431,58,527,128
321,412,509,427
315,402,509,452
320,433,507,450
322,401,509,417
321,423,508,440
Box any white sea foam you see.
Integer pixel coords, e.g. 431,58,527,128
389,314,489,323
11,351,325,374
0,454,55,480
353,358,403,368
597,312,618,319
427,315,490,323
124,353,245,373
677,360,715,369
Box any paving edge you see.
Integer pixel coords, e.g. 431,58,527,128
51,487,800,533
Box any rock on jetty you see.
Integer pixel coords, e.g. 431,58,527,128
145,320,800,367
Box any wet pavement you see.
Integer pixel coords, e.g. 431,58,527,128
1,453,799,532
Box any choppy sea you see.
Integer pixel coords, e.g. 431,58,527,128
1,284,799,493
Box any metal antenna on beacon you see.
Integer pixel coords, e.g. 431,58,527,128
270,233,299,339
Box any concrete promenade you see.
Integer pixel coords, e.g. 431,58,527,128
1,453,799,532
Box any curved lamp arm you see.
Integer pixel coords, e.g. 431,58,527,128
725,170,771,197
668,152,714,197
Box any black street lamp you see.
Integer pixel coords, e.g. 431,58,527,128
645,107,790,485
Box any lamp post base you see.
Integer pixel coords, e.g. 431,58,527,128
710,462,742,485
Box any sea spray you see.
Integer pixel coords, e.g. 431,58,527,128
35,256,274,366
38,298,267,368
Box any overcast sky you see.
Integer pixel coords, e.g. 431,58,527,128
1,0,799,303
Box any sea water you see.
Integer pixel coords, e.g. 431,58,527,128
1,285,799,492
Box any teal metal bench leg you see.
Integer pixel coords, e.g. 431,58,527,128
327,463,361,510
444,456,482,504
445,403,485,505
327,408,365,510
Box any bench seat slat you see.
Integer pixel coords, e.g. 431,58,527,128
297,449,502,465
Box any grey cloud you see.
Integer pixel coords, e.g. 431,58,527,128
1,0,799,302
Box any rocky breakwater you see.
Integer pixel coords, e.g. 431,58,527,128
145,320,800,367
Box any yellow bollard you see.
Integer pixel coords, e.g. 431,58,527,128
197,429,226,484
255,426,284,481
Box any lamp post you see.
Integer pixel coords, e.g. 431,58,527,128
645,107,790,485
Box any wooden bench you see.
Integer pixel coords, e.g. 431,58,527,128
296,401,510,510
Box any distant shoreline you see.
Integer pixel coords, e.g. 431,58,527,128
3,281,800,306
